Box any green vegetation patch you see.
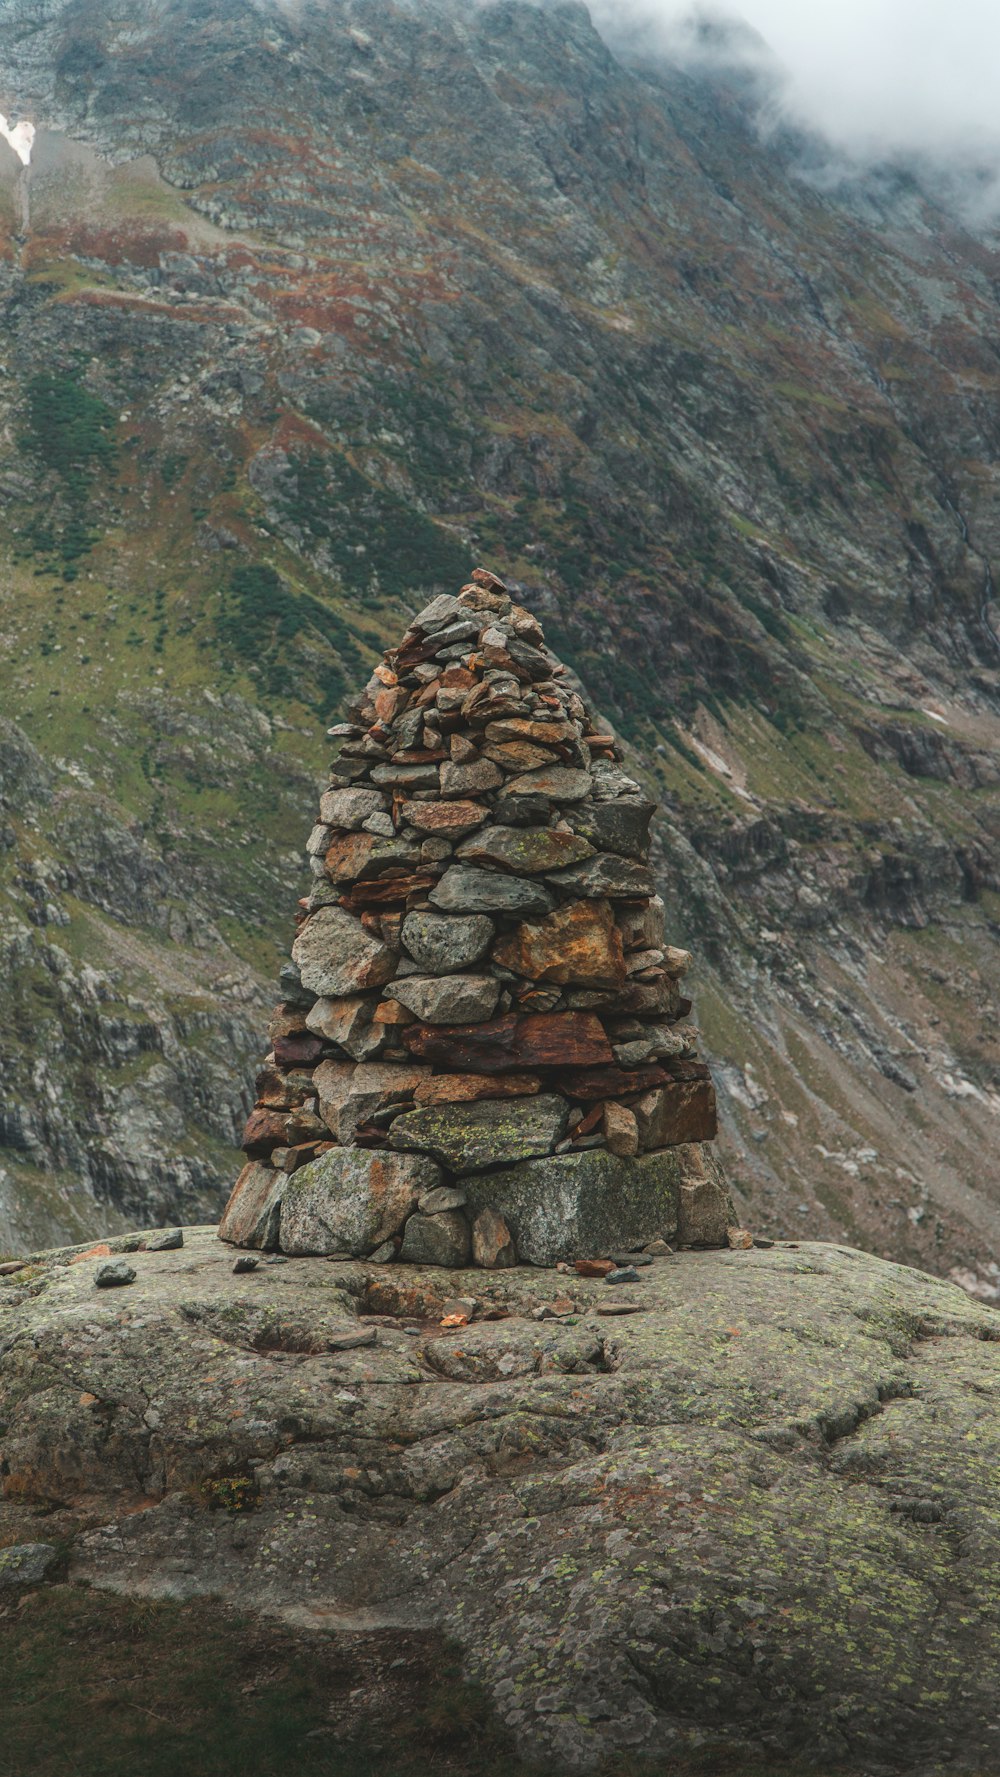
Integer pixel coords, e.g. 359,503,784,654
20,366,118,577
273,449,469,596
217,561,364,711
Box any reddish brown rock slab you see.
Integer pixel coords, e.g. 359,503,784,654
292,905,397,997
484,716,579,746
455,825,593,875
272,1032,326,1068
399,799,488,835
218,1162,284,1250
480,738,562,771
492,898,625,989
403,1010,613,1074
634,1079,718,1148
338,872,437,910
472,1207,517,1269
255,1065,316,1110
505,765,593,802
242,1107,290,1157
324,832,419,883
553,1063,675,1100
413,1072,541,1105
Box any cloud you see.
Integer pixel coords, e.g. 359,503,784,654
589,0,1000,170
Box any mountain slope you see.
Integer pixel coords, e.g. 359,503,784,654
2,0,1000,1279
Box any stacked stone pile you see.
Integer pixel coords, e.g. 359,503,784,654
219,569,731,1267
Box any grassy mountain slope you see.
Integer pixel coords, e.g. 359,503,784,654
2,0,1000,1280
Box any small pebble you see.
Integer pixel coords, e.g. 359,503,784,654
232,1256,259,1274
596,1301,644,1316
644,1240,673,1257
754,1237,775,1249
94,1260,136,1289
605,1266,640,1285
326,1327,377,1351
266,1254,289,1266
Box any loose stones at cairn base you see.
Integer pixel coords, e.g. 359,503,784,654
219,566,731,1267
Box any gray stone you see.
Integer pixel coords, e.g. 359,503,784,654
232,1255,259,1274
398,1209,471,1267
569,800,656,860
390,1095,568,1174
439,758,505,798
472,1207,518,1268
306,822,332,856
218,1162,285,1250
146,1228,184,1252
676,1146,736,1247
606,1266,640,1284
456,825,593,873
324,1061,425,1146
307,995,383,1061
95,1260,136,1288
505,766,593,802
546,853,655,898
292,906,397,998
319,787,386,828
279,1149,442,1256
362,811,396,837
411,593,465,632
368,1240,397,1264
588,759,644,801
370,763,440,789
0,1544,58,1588
613,1028,689,1067
418,1185,469,1213
430,866,554,919
387,973,500,1025
401,910,495,974
327,1326,378,1350
463,1149,682,1265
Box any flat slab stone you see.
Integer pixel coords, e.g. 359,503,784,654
429,866,554,918
390,1095,569,1174
546,853,655,898
318,787,386,828
492,898,626,988
455,824,593,873
463,1149,682,1265
505,766,593,802
569,800,656,860
280,1149,442,1256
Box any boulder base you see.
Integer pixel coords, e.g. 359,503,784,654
463,1148,682,1265
279,1149,442,1256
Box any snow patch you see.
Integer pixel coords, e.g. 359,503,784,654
0,113,34,166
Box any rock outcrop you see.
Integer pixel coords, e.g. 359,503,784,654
219,570,729,1265
4,1229,1000,1773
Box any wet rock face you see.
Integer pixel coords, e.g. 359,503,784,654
220,570,732,1266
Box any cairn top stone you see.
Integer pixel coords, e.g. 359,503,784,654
220,568,732,1266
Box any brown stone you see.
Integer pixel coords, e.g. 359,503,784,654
575,1258,614,1277
492,899,626,989
324,832,419,883
399,799,488,835
268,1004,311,1042
242,1106,290,1157
374,684,409,723
633,1079,718,1148
554,1063,673,1100
727,1227,754,1250
602,1101,639,1158
480,738,561,771
306,995,383,1061
218,1162,284,1250
412,1073,542,1105
472,1207,517,1269
373,1000,416,1026
403,1010,613,1074
273,1032,326,1068
484,716,579,746
338,873,437,909
255,1066,315,1109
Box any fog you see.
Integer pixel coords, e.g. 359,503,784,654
0,114,34,166
588,0,1000,171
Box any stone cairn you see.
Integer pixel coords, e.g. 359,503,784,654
219,568,732,1268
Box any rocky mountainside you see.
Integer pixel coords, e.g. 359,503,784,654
2,0,1000,1276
